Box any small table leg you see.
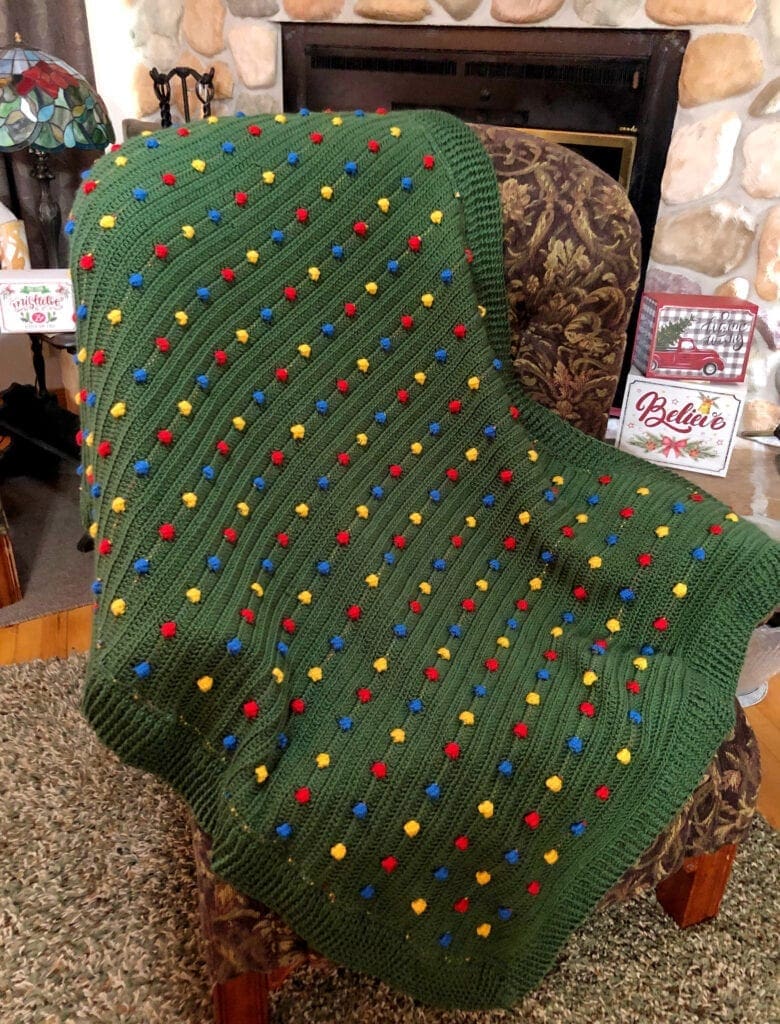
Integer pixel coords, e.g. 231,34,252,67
212,971,271,1024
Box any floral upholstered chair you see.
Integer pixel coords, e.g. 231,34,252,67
186,126,760,1024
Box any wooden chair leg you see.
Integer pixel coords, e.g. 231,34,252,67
655,843,737,928
212,971,271,1024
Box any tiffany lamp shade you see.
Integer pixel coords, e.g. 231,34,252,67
0,34,114,266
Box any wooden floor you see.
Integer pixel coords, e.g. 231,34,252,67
0,604,778,828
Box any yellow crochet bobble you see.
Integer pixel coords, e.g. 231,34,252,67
356,433,369,446
518,511,531,525
546,775,563,793
636,486,650,495
459,710,475,726
365,573,380,588
475,871,491,886
465,447,479,461
529,577,543,591
477,304,486,318
115,155,127,166
544,849,559,865
197,675,213,693
175,311,188,326
356,505,370,519
207,115,218,124
182,492,198,508
655,525,670,538
582,670,598,686
478,800,494,818
110,401,126,419
576,513,589,524
85,432,94,447
606,618,621,633
177,400,192,416
295,502,309,518
236,502,250,517
497,636,510,648
191,158,206,172
246,248,259,263
377,197,390,213
373,657,388,673
475,579,489,592
232,416,246,431
99,214,116,229
271,667,285,683
633,656,649,671
419,581,432,595
409,512,423,525
465,515,477,528
404,820,421,838
186,587,202,604
476,923,492,938
255,765,269,784
365,281,378,295
88,522,98,538
235,329,249,344
526,691,541,706
389,125,401,137
290,423,305,440
308,666,323,682
250,583,264,597
111,497,126,514
725,512,739,522
331,115,343,126
550,626,563,639
430,210,443,224
330,843,347,861
411,898,427,915
672,582,688,599
467,376,481,390
307,266,320,282
274,114,287,124
588,556,602,569
298,590,312,605
110,598,126,617
414,372,426,385
616,748,632,765
421,293,434,308
356,358,370,372
315,753,330,769
262,171,275,184
182,225,196,239
410,441,423,455
77,347,87,363
107,309,122,325
551,475,564,485
390,728,406,743
298,343,312,358
527,449,539,462
320,185,333,200
437,647,451,660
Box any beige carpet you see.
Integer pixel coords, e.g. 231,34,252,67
1,655,778,1024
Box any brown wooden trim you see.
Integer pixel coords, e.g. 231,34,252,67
212,972,271,1024
655,843,737,928
0,529,22,608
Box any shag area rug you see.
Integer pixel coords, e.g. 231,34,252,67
1,655,778,1024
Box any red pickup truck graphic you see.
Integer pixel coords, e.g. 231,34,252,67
651,338,725,376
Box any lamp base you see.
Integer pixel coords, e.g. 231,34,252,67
29,148,62,268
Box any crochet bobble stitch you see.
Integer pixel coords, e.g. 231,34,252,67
70,109,778,1011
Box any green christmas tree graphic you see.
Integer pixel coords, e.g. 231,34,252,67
654,317,693,351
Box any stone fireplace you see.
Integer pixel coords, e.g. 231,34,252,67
94,0,779,415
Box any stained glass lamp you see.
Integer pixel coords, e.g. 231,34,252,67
0,33,114,266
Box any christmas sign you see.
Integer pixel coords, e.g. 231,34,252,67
632,292,757,384
616,373,746,477
0,269,75,334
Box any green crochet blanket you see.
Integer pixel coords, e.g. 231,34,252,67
69,110,779,1009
